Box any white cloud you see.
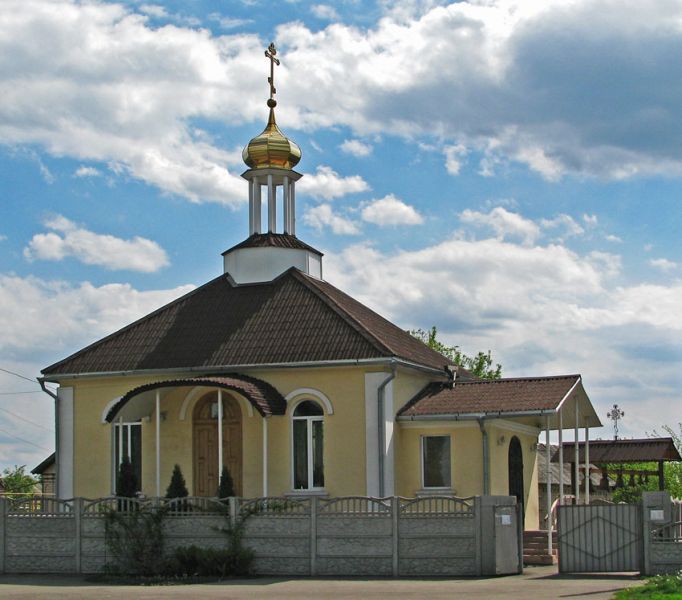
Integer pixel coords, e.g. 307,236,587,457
0,274,193,358
650,258,678,272
74,166,101,178
138,4,167,18
323,230,682,437
340,139,373,157
540,214,584,239
0,235,7,242
583,214,598,226
460,207,540,246
208,13,252,29
297,165,370,200
24,215,169,273
444,144,467,175
303,204,360,235
605,234,623,243
361,194,424,226
311,4,340,20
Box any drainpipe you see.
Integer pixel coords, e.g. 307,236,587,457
478,418,490,495
39,378,59,499
377,362,397,498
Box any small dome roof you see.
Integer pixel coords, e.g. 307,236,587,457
242,107,301,170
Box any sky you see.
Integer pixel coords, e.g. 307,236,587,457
1,0,682,471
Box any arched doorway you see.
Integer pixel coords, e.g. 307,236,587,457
508,435,524,519
192,392,242,496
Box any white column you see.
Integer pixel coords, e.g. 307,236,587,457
262,417,268,497
546,416,552,552
57,387,74,499
558,409,564,505
290,182,296,236
253,177,261,234
218,389,224,492
267,174,276,232
574,400,580,503
248,180,255,235
155,390,161,497
283,175,290,233
584,423,590,504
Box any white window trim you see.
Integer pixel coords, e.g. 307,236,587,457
111,421,142,494
290,399,326,492
420,434,452,491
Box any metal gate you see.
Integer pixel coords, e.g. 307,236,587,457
558,504,643,572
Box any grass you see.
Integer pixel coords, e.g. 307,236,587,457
615,572,682,599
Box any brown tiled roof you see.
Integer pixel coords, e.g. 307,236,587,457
554,438,681,463
398,375,582,418
42,268,452,376
105,374,287,421
223,233,322,255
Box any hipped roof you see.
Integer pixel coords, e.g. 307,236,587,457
42,268,452,377
398,375,602,427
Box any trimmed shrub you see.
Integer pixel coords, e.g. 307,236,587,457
217,465,235,499
116,456,137,498
166,464,189,498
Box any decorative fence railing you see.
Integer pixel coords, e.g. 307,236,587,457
0,494,520,577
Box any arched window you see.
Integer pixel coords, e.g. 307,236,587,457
292,400,324,490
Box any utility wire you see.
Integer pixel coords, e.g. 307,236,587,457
0,367,56,391
0,427,50,451
0,406,54,432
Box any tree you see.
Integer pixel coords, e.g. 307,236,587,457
650,422,682,499
1,465,38,496
165,464,189,499
218,465,236,499
116,456,138,498
410,326,502,380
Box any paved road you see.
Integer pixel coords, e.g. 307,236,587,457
0,566,643,599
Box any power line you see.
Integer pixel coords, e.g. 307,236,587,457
0,407,54,432
0,367,56,391
0,427,50,451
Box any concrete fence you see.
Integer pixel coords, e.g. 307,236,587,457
0,494,521,577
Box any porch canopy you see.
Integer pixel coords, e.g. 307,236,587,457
105,374,286,498
105,374,286,423
553,438,681,491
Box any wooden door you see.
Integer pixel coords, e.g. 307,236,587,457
192,392,242,496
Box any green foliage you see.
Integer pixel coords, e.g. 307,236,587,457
0,465,38,496
165,464,189,499
104,506,167,576
410,326,502,380
116,456,138,498
165,544,253,578
650,423,682,500
217,466,235,499
614,571,682,599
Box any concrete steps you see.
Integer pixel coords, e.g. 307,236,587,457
523,530,557,565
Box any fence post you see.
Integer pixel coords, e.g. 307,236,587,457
310,496,317,576
0,497,6,574
229,497,238,529
392,496,399,577
73,497,83,574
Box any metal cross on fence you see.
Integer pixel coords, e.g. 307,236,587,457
607,404,625,440
265,42,280,105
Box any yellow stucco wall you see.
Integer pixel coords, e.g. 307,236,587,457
60,366,540,528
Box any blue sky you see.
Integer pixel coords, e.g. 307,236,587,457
2,0,682,470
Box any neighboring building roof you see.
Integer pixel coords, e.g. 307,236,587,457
398,375,583,418
536,444,605,487
42,267,452,377
32,452,55,475
222,232,322,256
554,438,681,463
106,374,287,421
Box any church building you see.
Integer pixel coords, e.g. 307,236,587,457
40,44,601,530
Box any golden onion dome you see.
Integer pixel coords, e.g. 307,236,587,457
242,103,301,170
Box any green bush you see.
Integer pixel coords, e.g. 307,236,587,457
217,466,235,499
165,544,253,578
116,456,138,498
105,506,166,576
615,571,682,598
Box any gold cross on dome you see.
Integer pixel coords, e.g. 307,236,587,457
265,42,280,102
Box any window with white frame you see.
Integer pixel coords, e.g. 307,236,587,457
421,435,451,489
292,400,324,490
114,421,142,492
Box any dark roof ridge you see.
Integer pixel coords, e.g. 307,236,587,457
454,374,581,385
286,269,396,359
41,274,233,375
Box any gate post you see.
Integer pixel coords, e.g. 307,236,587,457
74,497,83,573
391,496,399,577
